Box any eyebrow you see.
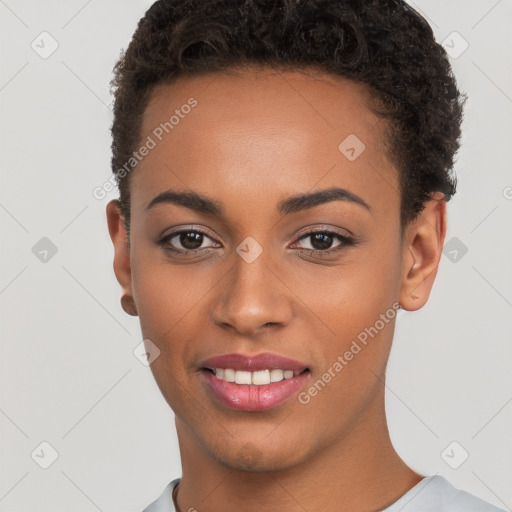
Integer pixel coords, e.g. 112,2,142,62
145,186,371,216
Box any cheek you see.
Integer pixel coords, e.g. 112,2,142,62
290,244,401,341
131,246,215,334
297,287,399,427
293,236,402,388
129,261,204,397
130,258,206,411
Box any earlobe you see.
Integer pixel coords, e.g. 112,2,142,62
120,293,138,316
106,199,135,312
399,192,447,311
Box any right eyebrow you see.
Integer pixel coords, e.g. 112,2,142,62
277,186,372,215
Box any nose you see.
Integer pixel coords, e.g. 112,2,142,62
211,249,293,338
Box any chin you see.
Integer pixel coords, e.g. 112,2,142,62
204,435,310,473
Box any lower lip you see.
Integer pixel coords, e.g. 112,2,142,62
201,370,310,411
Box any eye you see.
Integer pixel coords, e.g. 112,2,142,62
157,226,359,258
157,228,220,255
292,229,357,255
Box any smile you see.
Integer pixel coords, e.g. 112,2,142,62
206,368,305,385
199,352,311,411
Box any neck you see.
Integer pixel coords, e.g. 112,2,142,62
173,383,423,512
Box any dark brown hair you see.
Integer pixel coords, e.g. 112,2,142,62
110,0,467,234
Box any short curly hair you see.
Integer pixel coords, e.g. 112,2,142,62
110,0,466,234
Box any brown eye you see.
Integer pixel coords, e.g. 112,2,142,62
308,232,336,251
158,229,220,254
178,231,204,250
293,229,357,255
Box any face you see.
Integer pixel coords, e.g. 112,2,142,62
107,67,445,472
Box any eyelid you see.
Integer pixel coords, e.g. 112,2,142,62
293,224,354,240
159,225,221,246
159,224,218,239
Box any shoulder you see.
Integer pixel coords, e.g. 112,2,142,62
141,478,180,512
383,475,507,512
143,475,506,512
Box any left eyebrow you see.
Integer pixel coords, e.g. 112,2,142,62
144,186,371,216
277,187,372,215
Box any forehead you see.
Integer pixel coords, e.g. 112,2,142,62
131,67,399,222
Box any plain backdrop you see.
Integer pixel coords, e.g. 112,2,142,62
1,1,511,511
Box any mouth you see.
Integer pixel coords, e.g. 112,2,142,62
198,352,311,411
202,367,310,385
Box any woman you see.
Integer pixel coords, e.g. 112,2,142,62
106,1,504,510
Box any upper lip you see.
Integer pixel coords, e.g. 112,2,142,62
200,352,310,372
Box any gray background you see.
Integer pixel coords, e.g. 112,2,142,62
1,0,511,510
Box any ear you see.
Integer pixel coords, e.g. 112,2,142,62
106,199,133,297
399,191,447,311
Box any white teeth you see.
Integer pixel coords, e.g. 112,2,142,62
270,369,284,382
252,370,271,385
234,370,252,385
213,368,303,385
223,368,235,382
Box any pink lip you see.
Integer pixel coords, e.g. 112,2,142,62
200,352,309,372
199,352,311,411
201,370,310,411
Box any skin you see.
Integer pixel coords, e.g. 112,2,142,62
107,67,447,512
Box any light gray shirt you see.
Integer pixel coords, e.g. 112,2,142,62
142,475,507,512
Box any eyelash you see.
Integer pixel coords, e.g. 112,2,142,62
157,227,358,258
